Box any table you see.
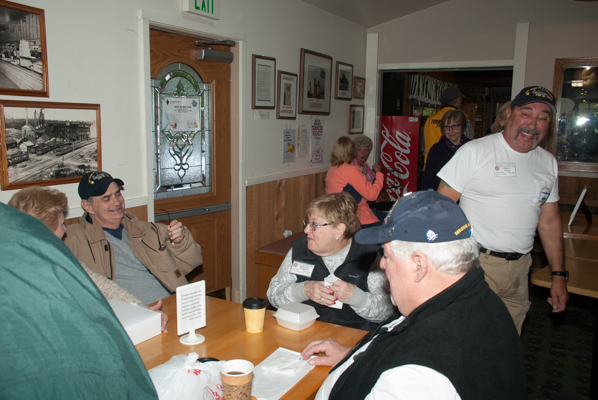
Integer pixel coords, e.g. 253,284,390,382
136,295,366,400
531,258,598,399
561,211,598,240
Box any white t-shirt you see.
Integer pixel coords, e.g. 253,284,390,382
316,317,460,400
437,133,559,254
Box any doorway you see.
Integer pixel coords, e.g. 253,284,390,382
149,29,232,296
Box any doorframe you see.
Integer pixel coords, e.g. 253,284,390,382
139,10,247,302
364,23,529,162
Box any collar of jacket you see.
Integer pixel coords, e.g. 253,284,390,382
81,212,146,243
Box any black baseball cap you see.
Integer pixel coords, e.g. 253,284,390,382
78,171,124,200
440,86,465,104
355,190,473,245
511,86,556,114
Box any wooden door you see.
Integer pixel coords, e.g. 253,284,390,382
150,29,231,294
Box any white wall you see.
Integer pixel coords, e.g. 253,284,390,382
369,0,598,88
0,0,367,210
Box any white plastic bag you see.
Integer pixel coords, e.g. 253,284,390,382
149,352,224,400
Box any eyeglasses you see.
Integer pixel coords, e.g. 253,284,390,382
303,220,332,231
443,124,461,131
150,222,168,251
150,209,172,251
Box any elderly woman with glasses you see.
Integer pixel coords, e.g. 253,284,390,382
421,109,470,190
267,192,394,330
8,186,169,333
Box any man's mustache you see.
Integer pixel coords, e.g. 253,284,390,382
517,127,540,137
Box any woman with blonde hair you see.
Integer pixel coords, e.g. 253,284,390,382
8,186,168,332
326,136,384,228
267,192,393,330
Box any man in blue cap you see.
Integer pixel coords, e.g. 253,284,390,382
65,171,203,305
438,86,568,335
301,190,526,400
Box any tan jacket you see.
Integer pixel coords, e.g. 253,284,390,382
65,213,203,292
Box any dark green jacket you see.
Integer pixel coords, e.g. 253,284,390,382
0,203,157,399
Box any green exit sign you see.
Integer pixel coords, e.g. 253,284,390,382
183,0,220,20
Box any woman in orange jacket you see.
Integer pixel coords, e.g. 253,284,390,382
325,136,384,228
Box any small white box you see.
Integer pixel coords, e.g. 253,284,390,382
108,299,161,345
273,303,319,331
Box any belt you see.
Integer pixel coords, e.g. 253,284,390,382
479,246,525,261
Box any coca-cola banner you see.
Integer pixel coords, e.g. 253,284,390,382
379,116,420,200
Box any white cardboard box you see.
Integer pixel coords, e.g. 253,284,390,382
108,299,161,345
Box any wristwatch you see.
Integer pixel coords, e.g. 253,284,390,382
550,270,569,281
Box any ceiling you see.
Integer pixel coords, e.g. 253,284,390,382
300,0,450,28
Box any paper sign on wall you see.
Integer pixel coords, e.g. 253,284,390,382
310,118,324,164
283,129,296,163
297,125,309,158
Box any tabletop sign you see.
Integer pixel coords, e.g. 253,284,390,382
183,0,220,20
176,280,207,345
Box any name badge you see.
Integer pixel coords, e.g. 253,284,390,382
494,163,516,177
290,261,315,277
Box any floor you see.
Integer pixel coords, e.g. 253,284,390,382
522,284,594,399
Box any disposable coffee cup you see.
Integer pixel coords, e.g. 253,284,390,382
220,359,254,400
242,297,267,333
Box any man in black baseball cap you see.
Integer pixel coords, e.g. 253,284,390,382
438,85,568,335
65,171,203,305
301,190,526,400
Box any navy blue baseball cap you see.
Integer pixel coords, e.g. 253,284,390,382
78,171,124,200
511,86,556,114
355,190,473,245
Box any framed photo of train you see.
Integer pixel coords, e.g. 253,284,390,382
0,1,49,97
0,100,101,190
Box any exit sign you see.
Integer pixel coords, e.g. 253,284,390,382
183,0,220,20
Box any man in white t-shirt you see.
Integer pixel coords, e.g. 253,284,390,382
437,86,569,334
300,191,526,400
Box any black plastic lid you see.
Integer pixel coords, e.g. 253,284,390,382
242,297,267,309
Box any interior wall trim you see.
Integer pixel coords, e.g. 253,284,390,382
377,59,514,71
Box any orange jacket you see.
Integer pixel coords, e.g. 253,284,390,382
325,163,384,225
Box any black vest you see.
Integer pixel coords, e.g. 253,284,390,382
329,267,526,400
292,236,380,330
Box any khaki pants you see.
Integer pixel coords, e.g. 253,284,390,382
479,253,532,335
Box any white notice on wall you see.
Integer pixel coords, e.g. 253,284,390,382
164,97,201,132
176,280,206,336
297,125,309,158
283,129,296,163
310,118,324,164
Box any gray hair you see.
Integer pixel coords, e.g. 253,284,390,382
390,237,479,275
352,134,373,151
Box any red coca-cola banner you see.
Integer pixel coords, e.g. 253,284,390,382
379,116,420,201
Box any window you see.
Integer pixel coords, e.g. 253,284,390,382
151,62,211,199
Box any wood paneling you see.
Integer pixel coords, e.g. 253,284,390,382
559,176,598,207
178,211,232,294
245,172,326,298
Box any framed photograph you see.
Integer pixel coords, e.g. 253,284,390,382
299,48,332,115
252,54,276,109
276,70,297,119
0,100,101,190
335,61,353,100
0,1,48,97
353,76,365,99
349,104,364,134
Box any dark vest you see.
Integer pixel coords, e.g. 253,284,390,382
292,236,379,330
329,267,527,400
